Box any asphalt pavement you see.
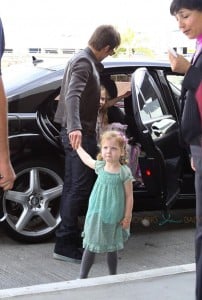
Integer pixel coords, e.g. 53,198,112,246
0,209,197,299
0,264,196,299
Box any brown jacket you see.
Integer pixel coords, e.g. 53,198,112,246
54,47,103,135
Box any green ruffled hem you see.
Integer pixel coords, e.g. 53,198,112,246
83,242,125,253
82,229,130,253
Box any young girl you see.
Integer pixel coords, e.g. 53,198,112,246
97,80,142,186
96,79,131,142
76,130,134,278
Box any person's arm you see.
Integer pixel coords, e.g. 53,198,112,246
181,57,202,122
0,77,8,157
76,146,96,169
169,52,202,131
120,180,134,229
66,57,92,149
0,18,16,190
0,76,16,190
104,91,131,109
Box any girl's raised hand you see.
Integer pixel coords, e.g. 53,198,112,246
121,90,131,98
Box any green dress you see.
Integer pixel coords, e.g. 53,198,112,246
82,160,133,253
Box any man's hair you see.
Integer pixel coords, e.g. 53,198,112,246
88,25,121,51
170,0,202,15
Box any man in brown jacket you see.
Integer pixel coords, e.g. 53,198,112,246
53,25,121,263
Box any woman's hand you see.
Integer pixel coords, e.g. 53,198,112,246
168,53,191,74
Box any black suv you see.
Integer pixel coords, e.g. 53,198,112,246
1,58,194,243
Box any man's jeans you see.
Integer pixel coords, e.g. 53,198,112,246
56,127,97,242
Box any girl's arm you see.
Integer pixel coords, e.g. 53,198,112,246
120,180,134,229
104,90,131,109
76,146,96,169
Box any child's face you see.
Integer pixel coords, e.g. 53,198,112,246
101,137,123,163
100,87,110,109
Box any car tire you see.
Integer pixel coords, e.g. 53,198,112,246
0,157,64,243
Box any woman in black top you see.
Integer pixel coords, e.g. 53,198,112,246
168,1,202,299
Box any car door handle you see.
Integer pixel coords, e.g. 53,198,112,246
152,128,162,137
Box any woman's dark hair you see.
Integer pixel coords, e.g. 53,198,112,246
100,76,125,125
170,0,202,15
88,25,121,51
100,77,118,99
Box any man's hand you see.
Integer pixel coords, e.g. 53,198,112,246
69,130,82,150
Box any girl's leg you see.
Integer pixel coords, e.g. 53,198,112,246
79,249,95,279
107,251,118,275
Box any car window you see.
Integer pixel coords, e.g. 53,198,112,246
166,75,183,92
132,69,165,123
110,74,131,110
111,74,131,93
166,74,184,104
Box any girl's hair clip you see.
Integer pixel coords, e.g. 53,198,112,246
118,132,128,144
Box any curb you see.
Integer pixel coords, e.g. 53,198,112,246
0,263,195,299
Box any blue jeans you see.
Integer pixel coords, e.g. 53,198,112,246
56,127,97,242
190,145,202,300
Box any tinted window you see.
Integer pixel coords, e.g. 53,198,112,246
134,70,164,123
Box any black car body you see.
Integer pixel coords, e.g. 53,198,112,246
1,57,194,242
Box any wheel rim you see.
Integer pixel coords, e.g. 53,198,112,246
3,166,63,238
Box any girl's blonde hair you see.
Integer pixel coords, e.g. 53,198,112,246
97,130,128,165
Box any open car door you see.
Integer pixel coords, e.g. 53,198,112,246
128,67,182,211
